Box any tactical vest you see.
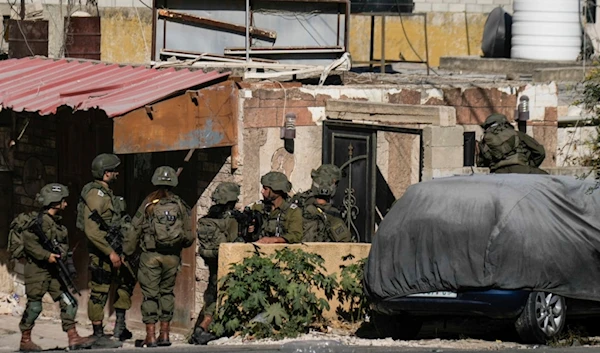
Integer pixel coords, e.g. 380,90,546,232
302,202,351,242
255,201,292,238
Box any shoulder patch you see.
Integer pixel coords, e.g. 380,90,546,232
97,189,105,197
290,203,298,209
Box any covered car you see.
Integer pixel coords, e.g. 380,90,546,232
364,174,600,342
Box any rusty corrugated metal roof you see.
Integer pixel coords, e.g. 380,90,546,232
0,57,230,117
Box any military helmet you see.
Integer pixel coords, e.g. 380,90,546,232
311,164,342,184
212,182,240,205
261,171,292,193
151,166,178,187
311,175,337,198
36,183,69,207
91,153,121,179
481,113,509,129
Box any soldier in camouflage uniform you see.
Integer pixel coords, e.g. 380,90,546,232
19,183,96,352
301,175,352,242
130,166,195,348
249,171,302,244
189,182,241,345
79,153,132,347
477,114,548,174
292,164,351,242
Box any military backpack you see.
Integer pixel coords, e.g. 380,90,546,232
148,196,187,248
8,212,37,260
197,215,232,259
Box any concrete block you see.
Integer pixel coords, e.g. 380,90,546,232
413,3,433,11
481,4,497,12
449,3,467,11
466,4,484,12
493,0,511,4
476,0,494,4
436,106,457,126
432,3,449,11
423,126,465,147
424,146,464,169
218,243,371,320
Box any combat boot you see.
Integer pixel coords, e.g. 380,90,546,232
19,329,42,352
91,324,123,349
157,321,171,346
113,309,133,341
66,327,96,350
141,323,157,348
188,327,217,345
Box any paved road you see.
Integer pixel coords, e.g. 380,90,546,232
1,314,599,353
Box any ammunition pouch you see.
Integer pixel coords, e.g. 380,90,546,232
89,264,112,285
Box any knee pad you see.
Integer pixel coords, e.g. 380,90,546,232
21,301,43,326
63,302,78,318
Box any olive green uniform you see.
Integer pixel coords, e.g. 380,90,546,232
197,211,238,317
478,129,548,175
302,197,352,242
82,181,134,322
250,200,303,243
20,212,78,332
131,195,195,324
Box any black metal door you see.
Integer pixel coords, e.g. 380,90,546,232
323,122,376,243
323,121,423,243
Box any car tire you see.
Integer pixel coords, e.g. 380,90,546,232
371,313,422,340
514,292,566,344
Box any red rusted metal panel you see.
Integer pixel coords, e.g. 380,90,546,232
0,57,230,117
7,20,49,58
113,81,238,154
65,17,101,60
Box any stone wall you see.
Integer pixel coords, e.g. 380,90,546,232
236,82,558,203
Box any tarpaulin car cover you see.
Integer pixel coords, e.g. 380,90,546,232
364,174,600,303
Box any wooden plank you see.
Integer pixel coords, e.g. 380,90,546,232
329,112,437,125
158,9,277,41
326,99,444,116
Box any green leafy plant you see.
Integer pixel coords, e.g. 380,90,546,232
336,254,368,323
212,247,338,339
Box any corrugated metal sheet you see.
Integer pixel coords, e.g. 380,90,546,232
0,57,230,117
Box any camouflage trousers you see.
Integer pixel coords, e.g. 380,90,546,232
20,276,77,332
87,253,135,322
138,251,180,324
201,259,218,317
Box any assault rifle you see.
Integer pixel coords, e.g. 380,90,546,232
231,207,263,243
87,210,138,278
30,213,79,304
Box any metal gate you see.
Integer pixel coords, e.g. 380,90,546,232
322,121,422,242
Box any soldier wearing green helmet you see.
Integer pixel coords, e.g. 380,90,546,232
291,164,352,242
130,166,194,347
477,114,548,174
190,182,241,345
77,153,132,347
17,183,96,351
249,171,302,244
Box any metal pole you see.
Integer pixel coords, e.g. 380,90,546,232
245,0,250,63
20,0,25,20
381,15,385,73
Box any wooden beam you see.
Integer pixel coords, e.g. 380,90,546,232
325,100,456,126
158,9,277,41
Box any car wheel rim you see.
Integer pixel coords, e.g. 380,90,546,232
535,292,564,336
